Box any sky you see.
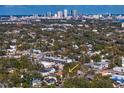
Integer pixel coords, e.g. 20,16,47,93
0,5,124,15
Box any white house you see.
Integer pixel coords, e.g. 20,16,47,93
40,61,55,68
43,76,57,85
41,68,56,76
32,49,41,54
7,48,16,55
93,62,109,70
66,59,73,63
122,57,124,67
113,67,124,73
32,78,42,88
10,45,16,49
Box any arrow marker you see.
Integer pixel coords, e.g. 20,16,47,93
69,64,80,73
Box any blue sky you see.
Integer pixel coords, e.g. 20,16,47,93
0,5,124,15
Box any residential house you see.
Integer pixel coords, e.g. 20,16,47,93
40,61,55,68
99,70,112,76
113,67,124,73
40,68,56,76
92,61,109,70
7,45,17,55
111,74,124,84
0,83,5,88
31,78,43,88
43,76,57,86
122,57,124,67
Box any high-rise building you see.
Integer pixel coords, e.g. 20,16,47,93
47,12,52,17
54,13,57,18
57,11,63,18
64,9,68,18
32,14,38,19
72,10,78,17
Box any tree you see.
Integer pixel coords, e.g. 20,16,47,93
91,54,101,62
0,50,6,56
91,74,113,88
63,77,91,88
47,84,56,88
63,62,80,78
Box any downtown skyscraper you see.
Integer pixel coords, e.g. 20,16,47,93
72,10,78,17
64,9,68,18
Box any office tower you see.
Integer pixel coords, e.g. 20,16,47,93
72,10,78,17
54,13,57,18
47,12,52,17
64,9,68,18
33,14,38,19
57,11,63,18
10,16,17,21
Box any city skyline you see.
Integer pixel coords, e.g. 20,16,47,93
1,5,124,15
